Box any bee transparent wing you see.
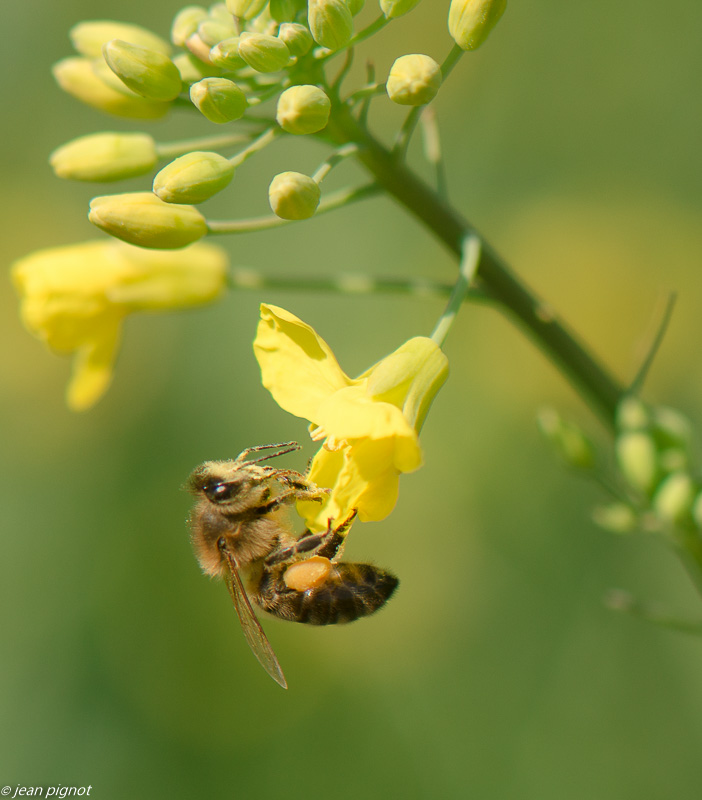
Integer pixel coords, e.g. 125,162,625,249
223,561,288,690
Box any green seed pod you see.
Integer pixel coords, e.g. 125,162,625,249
379,0,420,18
592,503,637,534
89,192,208,249
448,0,507,51
308,0,353,51
53,57,172,119
653,471,696,525
616,395,650,431
103,40,183,101
173,52,221,83
50,132,157,182
190,77,249,122
197,18,238,47
268,172,321,220
237,32,291,72
209,37,246,69
171,6,209,47
616,431,659,495
278,23,313,57
70,20,172,58
226,0,269,19
536,408,595,470
276,85,331,134
386,54,442,106
153,151,235,204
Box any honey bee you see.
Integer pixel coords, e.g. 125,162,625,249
186,441,399,689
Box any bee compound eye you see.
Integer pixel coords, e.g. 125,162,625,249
204,480,238,503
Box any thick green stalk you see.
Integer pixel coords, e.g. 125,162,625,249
325,103,624,425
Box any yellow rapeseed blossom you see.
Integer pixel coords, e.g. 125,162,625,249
12,240,228,410
253,304,448,529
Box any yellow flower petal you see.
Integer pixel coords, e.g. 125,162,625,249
254,304,356,421
66,317,122,411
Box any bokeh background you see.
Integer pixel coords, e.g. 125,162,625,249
3,1,702,797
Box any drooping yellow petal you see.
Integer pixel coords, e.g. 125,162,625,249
66,315,122,411
254,304,356,421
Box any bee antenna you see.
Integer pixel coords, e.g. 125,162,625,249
241,441,301,464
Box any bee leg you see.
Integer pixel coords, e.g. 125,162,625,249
265,509,358,565
316,509,357,559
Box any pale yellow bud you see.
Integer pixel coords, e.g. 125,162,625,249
276,85,331,134
209,38,246,69
89,192,208,249
592,503,637,534
197,18,238,47
653,472,696,525
190,77,249,123
50,132,157,182
347,0,365,15
278,23,313,57
270,0,303,22
537,408,595,470
308,0,353,51
386,54,442,106
53,57,171,119
616,395,649,431
103,40,183,101
226,0,268,19
171,6,209,47
153,151,235,204
70,20,171,58
268,172,321,220
238,32,291,72
379,0,420,18
616,431,659,496
448,0,507,51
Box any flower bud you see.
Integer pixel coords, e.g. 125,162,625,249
379,0,420,18
448,0,507,51
70,20,171,58
308,0,353,51
50,132,157,182
209,3,234,22
347,0,365,15
237,32,291,72
197,18,238,47
103,40,182,101
89,192,207,249
190,77,249,122
209,37,246,69
153,151,235,204
268,172,321,220
653,471,696,525
592,503,637,534
53,57,171,119
537,408,595,470
276,85,331,134
270,0,304,22
616,431,659,495
226,0,268,19
173,52,221,82
386,54,442,106
171,6,209,46
616,395,649,431
278,23,313,57
652,406,692,450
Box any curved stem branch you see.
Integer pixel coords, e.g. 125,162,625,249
325,104,624,424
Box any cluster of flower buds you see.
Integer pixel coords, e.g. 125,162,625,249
46,1,508,250
539,397,702,540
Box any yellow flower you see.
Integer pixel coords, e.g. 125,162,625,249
12,239,228,411
253,304,448,530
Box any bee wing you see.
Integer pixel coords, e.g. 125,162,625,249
223,558,288,690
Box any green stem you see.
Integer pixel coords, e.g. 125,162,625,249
229,127,280,169
226,267,488,300
207,182,380,235
431,233,481,345
155,132,258,160
325,103,624,425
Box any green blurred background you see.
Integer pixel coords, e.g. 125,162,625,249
3,1,702,798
